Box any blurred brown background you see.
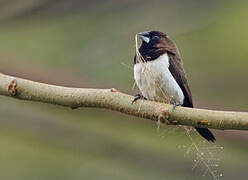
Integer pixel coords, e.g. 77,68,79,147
0,0,248,179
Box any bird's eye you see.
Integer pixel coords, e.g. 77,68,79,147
152,35,159,40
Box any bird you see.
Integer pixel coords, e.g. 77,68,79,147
133,30,216,142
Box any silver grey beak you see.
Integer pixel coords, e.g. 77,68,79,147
137,31,150,43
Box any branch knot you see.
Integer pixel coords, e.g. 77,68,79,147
8,79,18,96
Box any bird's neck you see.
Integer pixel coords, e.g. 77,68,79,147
137,43,166,63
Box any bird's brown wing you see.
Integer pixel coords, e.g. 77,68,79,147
166,40,215,142
167,52,193,108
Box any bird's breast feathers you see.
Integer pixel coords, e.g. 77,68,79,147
134,53,184,104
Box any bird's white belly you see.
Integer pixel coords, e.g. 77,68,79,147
134,53,184,104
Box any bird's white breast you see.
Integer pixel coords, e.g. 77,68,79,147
134,53,184,104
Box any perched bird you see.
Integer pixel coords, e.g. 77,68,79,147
133,30,216,142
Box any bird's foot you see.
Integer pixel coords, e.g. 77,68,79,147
132,94,147,104
171,100,180,112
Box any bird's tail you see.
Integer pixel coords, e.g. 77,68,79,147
195,127,216,142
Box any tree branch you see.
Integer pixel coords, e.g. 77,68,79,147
0,72,248,130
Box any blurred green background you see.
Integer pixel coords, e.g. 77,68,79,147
0,0,248,179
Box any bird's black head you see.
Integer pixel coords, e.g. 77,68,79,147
136,31,171,62
135,30,180,64
137,31,167,46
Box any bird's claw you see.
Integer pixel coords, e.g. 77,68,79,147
171,100,180,112
132,94,147,104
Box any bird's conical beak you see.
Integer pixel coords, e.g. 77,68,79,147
137,31,150,43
